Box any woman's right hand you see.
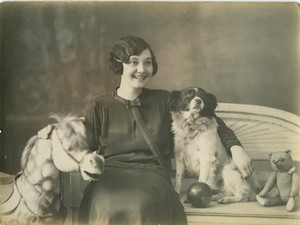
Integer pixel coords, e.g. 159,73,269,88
37,124,55,139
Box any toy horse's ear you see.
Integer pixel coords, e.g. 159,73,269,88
285,149,292,154
269,152,273,158
169,91,181,111
79,117,85,122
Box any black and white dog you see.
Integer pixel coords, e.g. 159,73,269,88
170,87,261,203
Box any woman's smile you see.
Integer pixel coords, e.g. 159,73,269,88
133,73,148,79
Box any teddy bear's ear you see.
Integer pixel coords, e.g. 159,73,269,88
285,149,292,154
269,153,273,158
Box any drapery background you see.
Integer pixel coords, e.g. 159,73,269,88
1,2,299,173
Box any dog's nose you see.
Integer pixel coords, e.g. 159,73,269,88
194,98,202,105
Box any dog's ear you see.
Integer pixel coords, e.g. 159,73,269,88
200,93,217,117
207,93,217,111
169,90,181,111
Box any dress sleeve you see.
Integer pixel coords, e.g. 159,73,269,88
84,99,102,151
214,115,242,155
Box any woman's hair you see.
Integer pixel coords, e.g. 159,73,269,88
109,36,158,76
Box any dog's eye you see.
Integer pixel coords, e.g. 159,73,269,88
187,91,194,98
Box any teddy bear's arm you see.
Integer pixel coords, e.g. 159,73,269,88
290,173,300,198
259,171,277,197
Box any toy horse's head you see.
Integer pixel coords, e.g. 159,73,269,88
50,114,104,181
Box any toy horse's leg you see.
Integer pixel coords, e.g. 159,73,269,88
256,194,283,206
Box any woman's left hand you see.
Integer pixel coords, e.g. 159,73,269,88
230,145,254,178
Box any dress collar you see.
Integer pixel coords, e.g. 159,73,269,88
112,89,142,108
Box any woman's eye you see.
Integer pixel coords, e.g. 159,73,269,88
144,60,152,66
131,61,138,66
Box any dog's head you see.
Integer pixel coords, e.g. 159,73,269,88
169,87,217,118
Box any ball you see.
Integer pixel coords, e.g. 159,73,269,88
187,182,212,208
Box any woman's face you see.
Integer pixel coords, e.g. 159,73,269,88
121,48,154,89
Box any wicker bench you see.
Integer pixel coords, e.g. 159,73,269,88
63,103,300,225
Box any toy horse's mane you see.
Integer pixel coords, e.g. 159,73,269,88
20,114,88,170
21,136,39,170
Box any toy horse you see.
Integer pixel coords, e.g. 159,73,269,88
0,114,105,224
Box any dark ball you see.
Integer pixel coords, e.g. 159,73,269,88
187,182,212,208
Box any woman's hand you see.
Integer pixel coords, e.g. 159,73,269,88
37,124,55,139
230,145,254,178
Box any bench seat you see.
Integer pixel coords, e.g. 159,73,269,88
184,201,300,225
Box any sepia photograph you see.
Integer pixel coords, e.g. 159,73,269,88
0,1,299,225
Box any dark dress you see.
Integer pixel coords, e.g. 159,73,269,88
78,88,241,225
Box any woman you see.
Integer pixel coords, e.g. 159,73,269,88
39,36,253,225
79,36,187,225
78,36,254,225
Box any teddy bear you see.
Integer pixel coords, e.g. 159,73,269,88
256,150,300,211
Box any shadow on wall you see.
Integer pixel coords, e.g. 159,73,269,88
1,2,299,173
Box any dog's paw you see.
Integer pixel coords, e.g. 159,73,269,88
217,198,230,204
212,194,222,202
